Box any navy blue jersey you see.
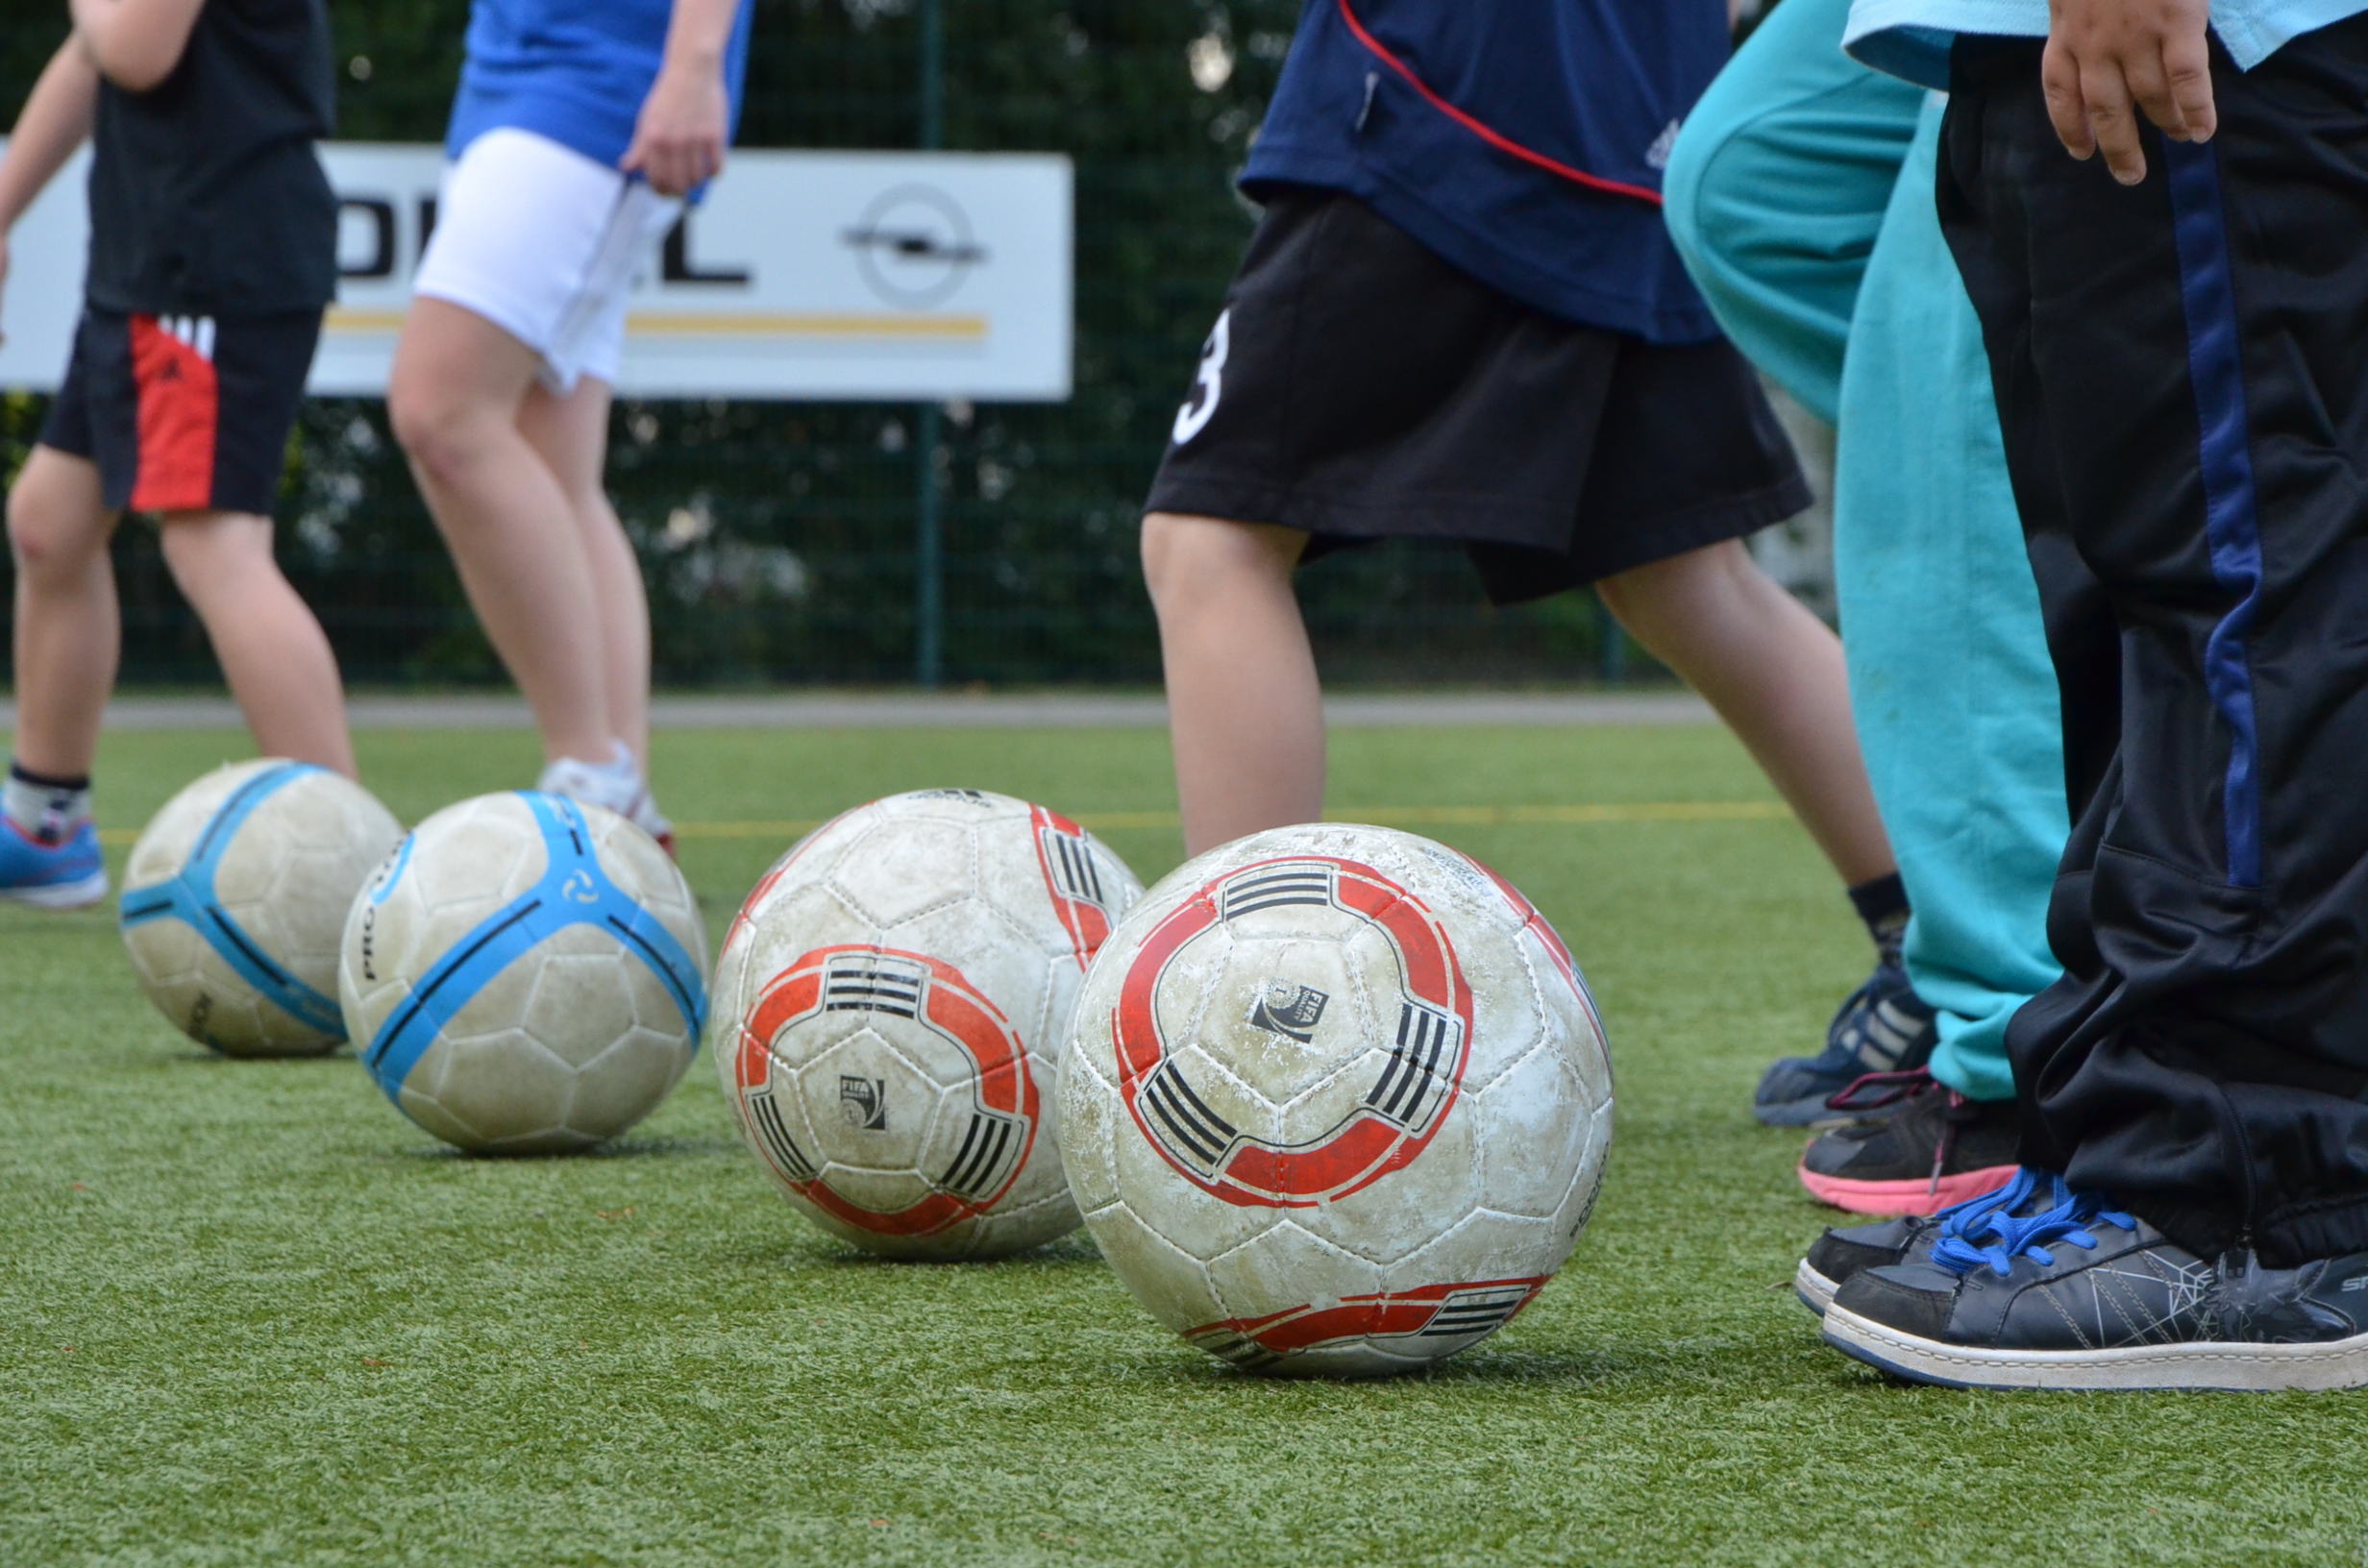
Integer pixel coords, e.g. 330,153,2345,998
1241,0,1728,341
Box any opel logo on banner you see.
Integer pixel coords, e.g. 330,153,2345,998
842,184,989,308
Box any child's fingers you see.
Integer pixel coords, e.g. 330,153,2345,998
2081,61,2150,184
2161,34,2218,142
2121,51,2190,142
2042,38,2098,159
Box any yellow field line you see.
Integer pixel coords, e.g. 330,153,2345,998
650,799,1793,840
93,799,1788,848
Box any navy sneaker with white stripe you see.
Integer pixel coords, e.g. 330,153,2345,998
1821,1172,2368,1390
1753,954,1937,1127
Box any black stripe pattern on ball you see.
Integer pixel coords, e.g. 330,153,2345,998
939,1107,1026,1198
823,954,924,1017
1143,1060,1237,1175
1043,827,1106,908
1368,1001,1455,1128
747,1089,817,1181
1221,868,1332,919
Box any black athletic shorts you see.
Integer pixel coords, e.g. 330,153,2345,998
1144,188,1812,605
39,307,320,517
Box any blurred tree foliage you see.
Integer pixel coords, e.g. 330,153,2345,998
1,1,1632,687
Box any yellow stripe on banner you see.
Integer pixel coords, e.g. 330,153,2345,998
95,800,1787,849
321,309,988,340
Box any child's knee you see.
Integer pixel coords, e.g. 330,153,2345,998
7,474,103,579
158,511,275,597
386,370,483,486
1140,512,1296,606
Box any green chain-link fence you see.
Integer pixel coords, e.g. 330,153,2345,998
0,0,1714,690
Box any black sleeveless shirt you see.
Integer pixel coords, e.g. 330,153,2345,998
85,0,337,316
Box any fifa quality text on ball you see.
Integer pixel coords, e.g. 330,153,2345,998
1058,822,1614,1376
338,792,709,1154
120,759,405,1058
710,789,1145,1260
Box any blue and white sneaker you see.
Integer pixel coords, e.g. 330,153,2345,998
1753,954,1938,1128
1823,1174,2368,1390
0,818,109,910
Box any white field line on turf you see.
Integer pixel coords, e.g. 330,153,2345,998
7,691,1715,731
91,799,1791,846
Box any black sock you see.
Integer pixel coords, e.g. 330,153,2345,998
1848,872,1911,968
9,762,90,792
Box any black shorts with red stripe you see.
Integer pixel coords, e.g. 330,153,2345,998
39,308,320,517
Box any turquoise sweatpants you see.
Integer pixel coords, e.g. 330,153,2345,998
1662,0,2064,1102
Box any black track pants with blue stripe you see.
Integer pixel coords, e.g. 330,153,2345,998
1939,20,2368,1267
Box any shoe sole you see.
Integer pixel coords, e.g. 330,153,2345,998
1794,1260,1839,1317
1822,1302,2368,1391
0,871,111,911
1797,1161,2017,1217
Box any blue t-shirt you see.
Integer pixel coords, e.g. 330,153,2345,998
1242,0,1730,342
446,0,756,170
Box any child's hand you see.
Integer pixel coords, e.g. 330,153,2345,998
2042,0,2216,184
621,59,728,197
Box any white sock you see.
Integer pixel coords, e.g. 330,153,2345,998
536,743,648,818
6,764,91,845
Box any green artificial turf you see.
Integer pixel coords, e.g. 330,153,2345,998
4,723,2362,1566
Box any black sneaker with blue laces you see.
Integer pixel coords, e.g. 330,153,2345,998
1794,1167,2067,1315
1821,1172,2368,1390
1753,954,1939,1128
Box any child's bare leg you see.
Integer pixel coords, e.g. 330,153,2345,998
517,377,650,771
1596,538,1895,885
159,511,356,777
7,447,117,778
388,298,615,766
1143,512,1322,856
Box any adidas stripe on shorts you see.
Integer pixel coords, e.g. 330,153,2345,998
411,126,682,395
39,307,321,517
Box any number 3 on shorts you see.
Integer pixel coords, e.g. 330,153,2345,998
1171,308,1230,446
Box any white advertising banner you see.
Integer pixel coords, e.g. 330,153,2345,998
0,142,1073,402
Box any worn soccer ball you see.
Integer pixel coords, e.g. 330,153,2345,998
120,758,404,1058
711,789,1145,1260
339,791,709,1154
1059,823,1614,1377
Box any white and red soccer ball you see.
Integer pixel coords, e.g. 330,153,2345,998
711,790,1145,1260
1059,823,1614,1376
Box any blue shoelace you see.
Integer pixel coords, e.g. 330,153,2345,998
1930,1165,2055,1245
1931,1176,2136,1278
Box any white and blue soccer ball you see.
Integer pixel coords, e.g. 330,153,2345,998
1059,823,1615,1377
120,759,405,1058
338,792,709,1154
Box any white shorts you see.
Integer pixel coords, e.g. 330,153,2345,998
410,127,681,394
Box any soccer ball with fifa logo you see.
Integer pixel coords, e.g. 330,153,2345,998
1059,822,1614,1376
711,789,1144,1260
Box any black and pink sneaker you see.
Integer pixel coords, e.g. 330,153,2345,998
1795,1068,2017,1217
